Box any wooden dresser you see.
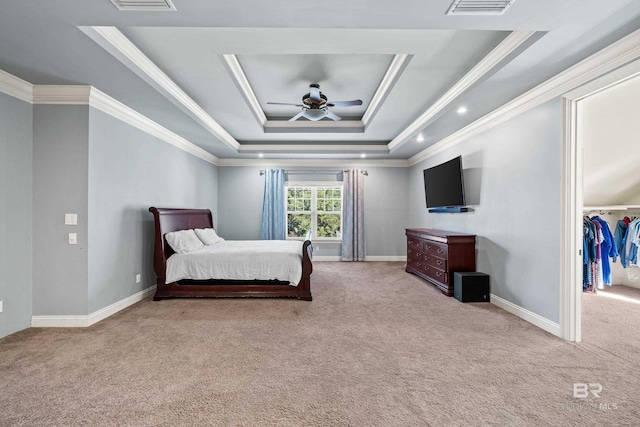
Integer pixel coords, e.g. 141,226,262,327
405,228,476,296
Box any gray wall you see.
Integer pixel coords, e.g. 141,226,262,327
33,105,89,316
87,109,218,312
0,94,33,337
30,104,218,318
217,166,408,258
408,99,563,323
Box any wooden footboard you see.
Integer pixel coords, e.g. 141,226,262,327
149,207,312,301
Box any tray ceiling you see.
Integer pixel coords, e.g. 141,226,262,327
0,0,638,162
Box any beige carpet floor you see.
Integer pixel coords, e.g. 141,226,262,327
1,262,639,426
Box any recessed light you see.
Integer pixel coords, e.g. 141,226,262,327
457,106,468,115
360,154,366,158
416,134,425,142
258,153,264,158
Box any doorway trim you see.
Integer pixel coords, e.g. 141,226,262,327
560,59,640,341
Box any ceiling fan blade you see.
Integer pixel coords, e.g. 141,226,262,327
309,84,321,101
327,100,363,108
288,111,307,121
267,102,305,107
325,110,342,121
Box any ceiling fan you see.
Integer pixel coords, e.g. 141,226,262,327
267,84,362,121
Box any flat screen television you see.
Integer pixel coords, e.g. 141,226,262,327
423,156,467,212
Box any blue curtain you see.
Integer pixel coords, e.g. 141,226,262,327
342,169,365,261
260,169,286,240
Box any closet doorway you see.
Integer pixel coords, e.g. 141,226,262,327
562,61,640,342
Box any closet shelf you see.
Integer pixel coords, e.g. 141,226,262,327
583,205,640,212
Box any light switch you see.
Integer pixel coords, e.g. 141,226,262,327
69,233,77,245
65,213,78,225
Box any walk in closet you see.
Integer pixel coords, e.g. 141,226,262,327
579,73,640,344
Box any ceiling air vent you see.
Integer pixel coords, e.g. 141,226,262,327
446,0,516,15
110,0,176,11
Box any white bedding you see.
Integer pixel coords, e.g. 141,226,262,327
165,240,304,286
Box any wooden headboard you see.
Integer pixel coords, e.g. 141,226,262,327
148,207,213,279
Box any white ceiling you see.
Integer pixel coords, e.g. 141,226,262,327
581,74,640,206
0,0,639,162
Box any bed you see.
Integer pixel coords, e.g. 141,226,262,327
149,207,313,301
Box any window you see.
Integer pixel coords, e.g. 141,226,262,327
286,184,342,240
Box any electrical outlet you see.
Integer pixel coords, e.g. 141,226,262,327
0,301,3,313
135,274,141,283
68,233,77,245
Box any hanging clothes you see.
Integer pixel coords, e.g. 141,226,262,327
582,215,620,291
614,219,628,266
591,216,618,287
623,217,640,267
583,217,597,291
592,219,604,289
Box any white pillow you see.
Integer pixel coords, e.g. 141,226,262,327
165,229,205,254
194,228,224,245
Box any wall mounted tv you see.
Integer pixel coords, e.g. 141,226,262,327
423,155,468,213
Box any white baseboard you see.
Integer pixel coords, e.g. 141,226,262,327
313,256,407,262
31,285,156,328
490,293,561,337
365,256,407,262
313,256,342,261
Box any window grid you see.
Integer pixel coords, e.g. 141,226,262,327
286,185,342,240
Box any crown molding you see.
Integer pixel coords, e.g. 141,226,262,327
238,144,389,153
362,53,413,129
217,158,409,167
0,70,33,103
221,54,268,127
563,58,640,102
0,71,219,166
89,87,219,165
263,120,364,133
222,52,411,134
408,28,640,166
389,30,538,153
33,85,92,104
81,26,240,152
6,28,638,169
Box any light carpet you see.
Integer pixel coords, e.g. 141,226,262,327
1,262,639,426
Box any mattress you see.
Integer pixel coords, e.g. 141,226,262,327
165,240,304,286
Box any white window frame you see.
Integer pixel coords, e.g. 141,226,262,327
285,181,343,242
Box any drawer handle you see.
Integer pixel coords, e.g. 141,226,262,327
408,240,413,244
437,260,443,265
417,262,422,267
436,271,442,277
437,249,443,254
426,245,431,250
408,249,412,254
407,258,413,263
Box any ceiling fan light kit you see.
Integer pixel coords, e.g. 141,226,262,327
267,83,362,122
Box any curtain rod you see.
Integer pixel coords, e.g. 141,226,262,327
260,169,368,176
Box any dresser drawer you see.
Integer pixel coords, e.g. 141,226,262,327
407,238,423,254
422,264,448,284
424,254,447,270
423,241,448,258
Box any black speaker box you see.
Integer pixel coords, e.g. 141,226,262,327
454,272,490,302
